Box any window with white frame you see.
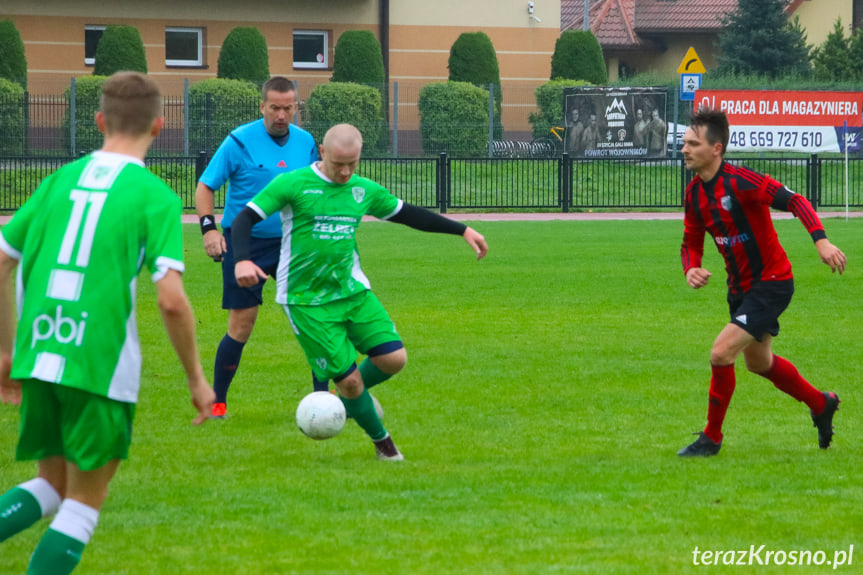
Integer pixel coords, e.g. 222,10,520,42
166,27,204,67
293,31,329,69
84,25,106,65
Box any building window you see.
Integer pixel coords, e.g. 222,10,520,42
166,27,204,67
293,31,329,69
85,25,106,66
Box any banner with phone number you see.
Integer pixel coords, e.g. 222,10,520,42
694,90,862,153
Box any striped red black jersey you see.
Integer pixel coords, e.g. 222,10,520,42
681,161,826,294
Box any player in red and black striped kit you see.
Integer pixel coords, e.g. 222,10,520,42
677,108,847,457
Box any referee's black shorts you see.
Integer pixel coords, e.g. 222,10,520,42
220,228,281,309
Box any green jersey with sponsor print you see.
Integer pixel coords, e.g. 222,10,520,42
249,163,402,306
0,152,185,403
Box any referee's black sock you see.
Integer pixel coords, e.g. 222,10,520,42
214,334,245,403
312,373,329,392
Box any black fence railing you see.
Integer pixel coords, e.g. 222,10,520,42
2,154,861,213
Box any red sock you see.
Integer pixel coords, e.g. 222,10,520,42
704,363,735,443
760,355,826,413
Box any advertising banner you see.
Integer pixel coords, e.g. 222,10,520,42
563,87,668,159
694,90,863,153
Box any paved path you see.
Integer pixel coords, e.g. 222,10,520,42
177,211,860,223
2,211,860,226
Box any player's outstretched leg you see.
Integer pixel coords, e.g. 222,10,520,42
341,389,403,461
0,478,61,543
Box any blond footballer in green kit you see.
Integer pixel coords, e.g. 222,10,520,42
0,72,214,574
231,123,488,460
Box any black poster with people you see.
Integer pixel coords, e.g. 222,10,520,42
563,86,668,159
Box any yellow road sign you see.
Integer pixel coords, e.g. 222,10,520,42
677,47,706,74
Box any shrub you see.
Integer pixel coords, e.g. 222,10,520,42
93,25,147,76
188,78,261,154
448,31,503,139
303,82,383,151
331,30,385,86
0,77,25,154
0,20,27,89
330,31,387,151
528,79,591,139
418,82,488,157
62,76,108,154
550,30,607,84
218,27,269,84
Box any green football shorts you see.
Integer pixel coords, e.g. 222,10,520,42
283,291,401,381
17,379,136,471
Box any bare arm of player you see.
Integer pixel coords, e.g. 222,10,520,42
685,267,712,289
156,269,215,424
463,227,488,260
0,250,21,406
815,238,847,275
195,181,226,261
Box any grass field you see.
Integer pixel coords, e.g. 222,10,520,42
1,219,861,574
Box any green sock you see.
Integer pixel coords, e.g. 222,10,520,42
342,389,387,441
27,528,86,575
358,357,392,390
0,487,42,543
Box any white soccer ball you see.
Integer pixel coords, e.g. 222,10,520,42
296,392,346,440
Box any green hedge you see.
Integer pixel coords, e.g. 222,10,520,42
304,82,383,151
418,82,488,157
331,30,385,85
528,79,591,139
218,27,269,84
448,31,503,139
550,30,607,84
62,76,108,154
93,26,147,76
0,77,25,155
0,20,27,89
188,78,261,154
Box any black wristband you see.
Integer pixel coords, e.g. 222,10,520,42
200,215,218,235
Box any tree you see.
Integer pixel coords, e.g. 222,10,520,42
550,30,607,84
331,30,385,87
717,0,810,78
0,20,27,89
93,26,147,76
448,32,503,138
848,30,863,80
811,19,852,81
218,27,269,84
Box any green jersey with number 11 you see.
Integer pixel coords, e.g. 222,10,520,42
249,163,402,306
0,151,185,403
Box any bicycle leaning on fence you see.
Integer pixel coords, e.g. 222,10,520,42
530,125,564,157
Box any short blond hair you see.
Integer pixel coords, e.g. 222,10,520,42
99,71,163,136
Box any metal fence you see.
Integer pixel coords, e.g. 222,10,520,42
3,153,861,213
0,79,699,159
